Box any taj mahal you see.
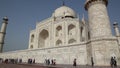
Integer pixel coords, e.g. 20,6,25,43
0,0,120,66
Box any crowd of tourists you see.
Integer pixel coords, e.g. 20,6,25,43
44,59,56,65
0,58,35,64
0,56,118,67
72,56,118,68
28,58,35,64
0,58,22,64
110,57,117,68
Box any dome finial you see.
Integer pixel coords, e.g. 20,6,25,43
62,0,65,6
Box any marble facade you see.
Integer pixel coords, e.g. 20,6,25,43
0,0,120,66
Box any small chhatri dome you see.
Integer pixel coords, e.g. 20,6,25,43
3,16,8,21
53,6,77,18
113,22,118,26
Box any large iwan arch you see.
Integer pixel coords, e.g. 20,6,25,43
38,29,49,48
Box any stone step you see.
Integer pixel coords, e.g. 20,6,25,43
0,63,120,68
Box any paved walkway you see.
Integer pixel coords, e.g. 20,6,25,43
0,63,120,68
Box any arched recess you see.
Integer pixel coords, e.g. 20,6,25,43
68,39,76,44
31,34,34,42
56,40,62,46
88,32,90,40
30,45,33,49
56,26,62,37
38,29,49,48
80,27,85,41
68,24,76,35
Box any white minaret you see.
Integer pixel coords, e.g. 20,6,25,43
85,0,112,38
113,22,120,37
85,0,120,65
113,22,120,46
0,16,8,53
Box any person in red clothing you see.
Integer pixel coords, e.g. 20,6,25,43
53,59,56,65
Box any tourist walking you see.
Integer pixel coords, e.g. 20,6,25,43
51,59,54,65
45,59,47,65
113,57,117,68
110,57,114,68
33,59,35,64
19,59,22,63
73,58,77,67
48,59,50,65
110,56,117,68
53,59,56,65
91,57,94,67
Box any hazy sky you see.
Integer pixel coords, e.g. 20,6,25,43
0,0,120,52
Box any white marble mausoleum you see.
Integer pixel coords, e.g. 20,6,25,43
0,0,120,66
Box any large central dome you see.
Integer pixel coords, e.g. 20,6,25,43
53,6,77,18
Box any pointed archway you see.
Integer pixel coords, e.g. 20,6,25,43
38,29,49,48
